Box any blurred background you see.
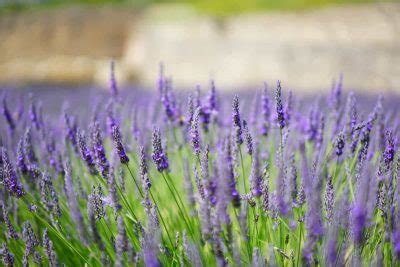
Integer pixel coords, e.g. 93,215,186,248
0,0,399,93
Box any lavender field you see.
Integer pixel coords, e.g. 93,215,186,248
0,66,399,266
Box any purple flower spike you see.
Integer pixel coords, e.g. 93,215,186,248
90,121,109,178
1,148,24,198
17,138,28,175
260,83,270,136
232,95,243,145
335,131,345,156
190,108,201,156
275,81,285,129
77,129,97,175
1,95,15,131
384,130,395,166
151,127,169,172
139,145,151,191
112,125,130,164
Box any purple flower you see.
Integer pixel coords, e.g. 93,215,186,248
324,176,334,222
1,95,15,131
1,148,24,198
24,128,37,165
42,229,58,266
384,130,395,166
151,127,169,172
139,145,151,191
90,121,110,178
250,142,262,196
223,137,241,208
1,243,14,266
260,83,270,136
77,129,97,175
335,131,345,156
275,81,285,129
243,120,253,156
0,201,19,239
29,95,40,130
87,185,106,221
190,108,201,156
16,137,28,175
112,125,130,164
63,111,78,148
232,95,243,145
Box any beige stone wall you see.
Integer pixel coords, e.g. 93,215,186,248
1,3,400,93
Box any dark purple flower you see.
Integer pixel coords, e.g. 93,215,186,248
1,148,24,198
88,185,106,221
243,120,253,156
232,95,243,145
77,129,97,175
112,125,130,164
190,108,201,156
0,202,19,239
40,172,61,218
42,229,58,266
90,121,110,178
260,83,270,136
23,128,37,165
335,131,345,156
139,145,151,191
251,150,262,198
384,130,395,166
1,243,14,266
29,95,40,130
223,137,240,208
1,95,15,131
16,137,28,175
151,127,169,172
275,81,285,129
324,176,334,222
22,221,41,265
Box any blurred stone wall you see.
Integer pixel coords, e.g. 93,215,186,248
1,3,400,92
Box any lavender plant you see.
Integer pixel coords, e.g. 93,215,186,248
0,68,399,266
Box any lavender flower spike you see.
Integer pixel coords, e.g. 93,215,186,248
43,229,58,267
275,80,285,129
2,148,24,198
1,95,15,131
260,82,270,136
151,127,169,172
232,95,243,145
190,107,201,156
90,121,110,178
77,129,97,175
112,125,130,164
0,243,14,267
335,131,345,156
139,145,151,191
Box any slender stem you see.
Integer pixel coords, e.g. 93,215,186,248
164,172,192,225
161,172,194,237
149,189,174,248
125,164,144,198
238,146,247,193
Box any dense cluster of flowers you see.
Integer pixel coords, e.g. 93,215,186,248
0,66,399,267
